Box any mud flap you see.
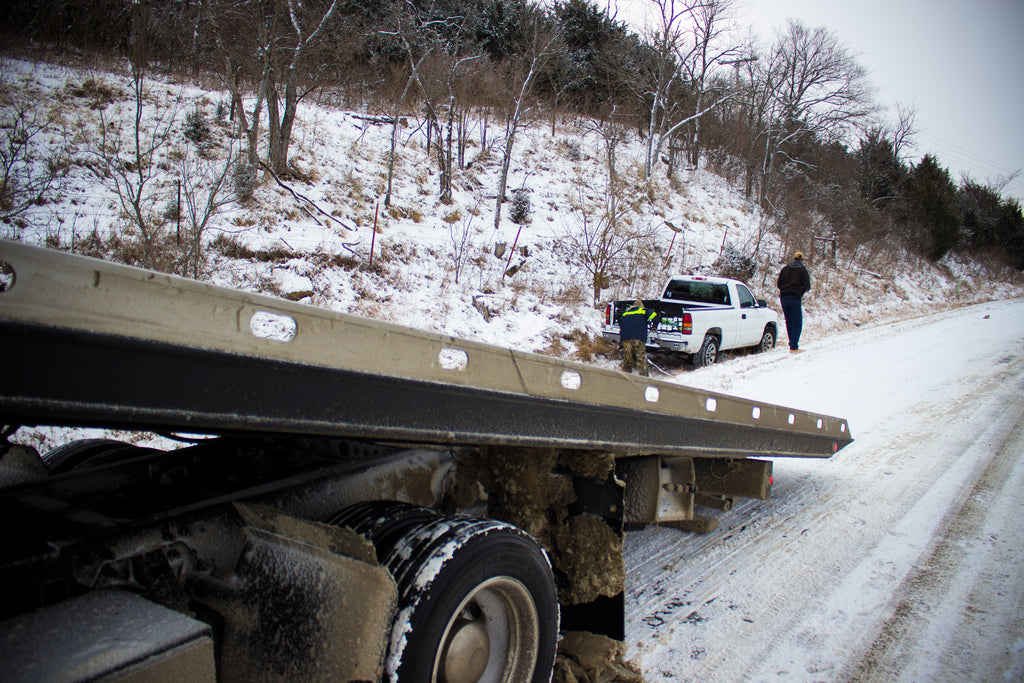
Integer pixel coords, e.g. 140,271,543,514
559,473,625,640
189,504,397,682
482,446,627,641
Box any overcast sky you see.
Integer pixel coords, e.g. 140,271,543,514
612,0,1024,204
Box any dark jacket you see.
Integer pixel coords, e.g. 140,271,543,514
777,260,811,298
620,304,657,343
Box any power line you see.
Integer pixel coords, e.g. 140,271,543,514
913,130,1023,201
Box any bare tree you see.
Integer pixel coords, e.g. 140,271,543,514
202,0,256,142
558,185,661,307
579,114,625,219
85,0,180,270
0,101,67,229
384,50,429,207
380,13,456,206
207,0,340,174
448,215,475,284
640,0,692,179
891,102,917,163
755,20,875,207
413,46,482,205
90,96,179,269
179,143,238,278
639,0,739,179
263,0,341,175
681,0,741,167
436,55,482,203
493,20,559,230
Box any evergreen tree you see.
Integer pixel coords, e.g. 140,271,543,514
904,154,961,260
995,198,1024,269
549,0,629,111
956,180,1003,247
855,129,906,207
476,0,538,61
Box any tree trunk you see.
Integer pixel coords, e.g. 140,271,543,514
266,75,288,175
440,99,455,203
385,55,428,207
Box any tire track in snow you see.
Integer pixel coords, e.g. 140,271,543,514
840,382,1024,682
625,300,1024,681
730,356,1024,681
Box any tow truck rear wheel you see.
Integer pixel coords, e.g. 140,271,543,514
42,439,160,473
334,503,559,683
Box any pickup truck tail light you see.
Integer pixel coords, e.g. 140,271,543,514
605,303,612,325
682,312,692,334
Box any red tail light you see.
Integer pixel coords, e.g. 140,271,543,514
605,303,612,325
682,312,692,334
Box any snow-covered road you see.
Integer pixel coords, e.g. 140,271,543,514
624,299,1024,682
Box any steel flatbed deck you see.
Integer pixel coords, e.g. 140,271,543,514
0,240,852,459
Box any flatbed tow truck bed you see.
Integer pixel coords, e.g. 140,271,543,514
0,241,851,682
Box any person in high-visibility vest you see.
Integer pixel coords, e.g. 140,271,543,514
619,299,658,376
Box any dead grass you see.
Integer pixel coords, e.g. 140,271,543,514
63,77,121,109
211,234,294,263
570,329,616,362
387,205,423,223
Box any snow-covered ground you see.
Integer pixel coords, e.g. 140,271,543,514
628,299,1024,682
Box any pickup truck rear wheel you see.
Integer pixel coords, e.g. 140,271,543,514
757,326,776,352
334,503,559,683
693,334,719,367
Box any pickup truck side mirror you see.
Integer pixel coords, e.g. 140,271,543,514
757,299,768,308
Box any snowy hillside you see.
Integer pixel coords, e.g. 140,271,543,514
4,56,1022,377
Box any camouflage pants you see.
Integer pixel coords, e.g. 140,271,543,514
620,339,649,377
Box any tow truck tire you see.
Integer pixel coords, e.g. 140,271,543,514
338,504,559,683
757,326,776,352
42,439,159,473
693,334,719,367
330,500,441,558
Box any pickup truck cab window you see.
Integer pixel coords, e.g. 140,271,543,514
737,285,757,309
666,279,730,305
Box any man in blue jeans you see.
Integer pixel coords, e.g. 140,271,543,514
777,252,811,352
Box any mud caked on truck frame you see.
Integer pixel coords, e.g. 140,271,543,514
0,241,851,683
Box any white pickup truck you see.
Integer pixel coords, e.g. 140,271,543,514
603,275,779,367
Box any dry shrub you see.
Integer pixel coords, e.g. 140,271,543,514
569,329,615,362
308,246,360,272
287,163,320,184
551,282,588,307
555,138,582,161
387,205,423,223
64,77,121,109
255,274,284,298
538,335,567,357
71,229,119,260
211,234,294,263
101,230,201,276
